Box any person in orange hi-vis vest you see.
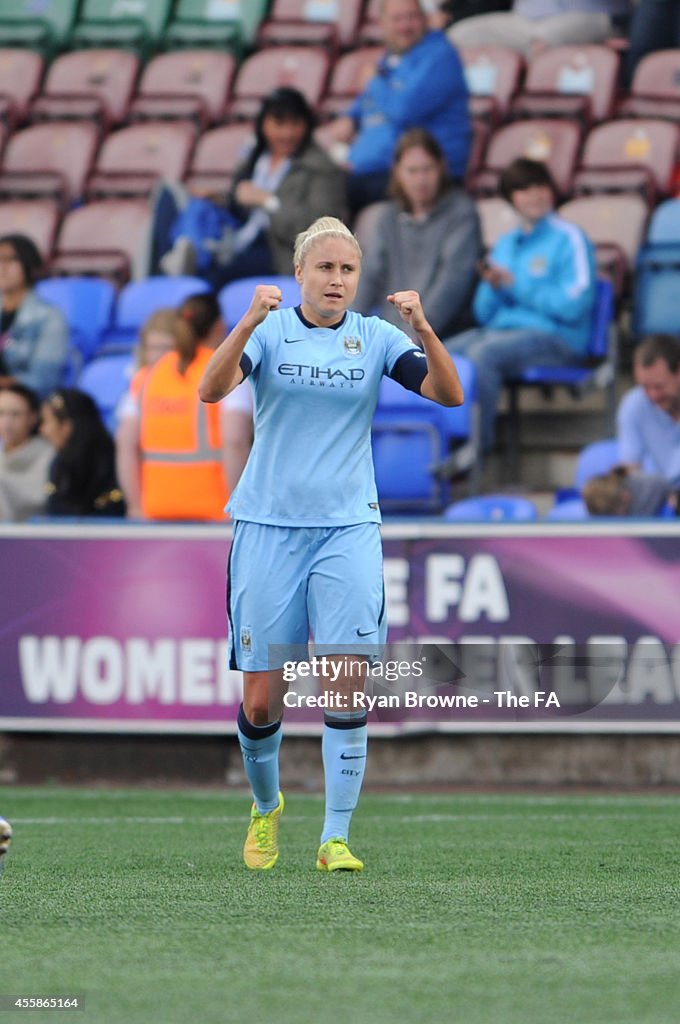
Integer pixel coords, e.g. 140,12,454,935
116,303,252,521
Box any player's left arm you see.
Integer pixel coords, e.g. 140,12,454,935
388,290,464,407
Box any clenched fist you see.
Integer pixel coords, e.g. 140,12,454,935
245,284,283,327
387,290,428,332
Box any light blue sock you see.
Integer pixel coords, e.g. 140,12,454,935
320,712,368,845
237,704,282,814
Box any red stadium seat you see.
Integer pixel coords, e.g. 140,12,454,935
0,198,60,259
184,122,254,197
357,0,383,46
618,49,680,122
318,46,383,118
510,45,620,125
51,199,151,282
228,45,332,120
257,0,364,52
469,118,582,198
573,118,679,203
461,46,524,125
559,193,649,297
29,49,139,128
129,50,236,129
0,48,43,128
0,122,98,205
86,121,197,199
475,196,521,250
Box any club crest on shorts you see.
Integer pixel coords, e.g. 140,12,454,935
240,628,252,652
343,336,362,356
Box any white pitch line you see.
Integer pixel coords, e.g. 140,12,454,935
9,812,666,826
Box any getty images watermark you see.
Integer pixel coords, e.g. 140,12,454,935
268,641,642,720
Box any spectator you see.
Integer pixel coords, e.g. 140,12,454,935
626,0,680,87
328,0,470,212
354,128,482,338
0,234,68,399
582,465,674,516
617,334,680,485
429,1,511,29
0,383,53,521
448,0,631,57
154,88,347,287
40,388,125,518
115,304,247,521
444,157,596,453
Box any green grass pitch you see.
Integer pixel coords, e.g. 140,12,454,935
2,787,680,1024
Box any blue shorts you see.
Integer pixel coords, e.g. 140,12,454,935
227,521,386,671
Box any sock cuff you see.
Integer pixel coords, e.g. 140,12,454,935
324,712,368,730
237,703,281,740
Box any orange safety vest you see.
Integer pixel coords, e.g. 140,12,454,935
139,346,228,521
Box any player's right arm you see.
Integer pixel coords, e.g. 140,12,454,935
198,284,282,403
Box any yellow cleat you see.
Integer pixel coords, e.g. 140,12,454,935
0,817,11,870
316,838,364,873
243,793,284,870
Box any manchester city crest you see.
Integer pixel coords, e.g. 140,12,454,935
343,336,362,356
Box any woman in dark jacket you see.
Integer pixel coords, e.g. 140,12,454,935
40,388,125,518
157,88,348,286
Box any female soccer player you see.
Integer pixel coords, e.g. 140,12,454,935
199,216,463,872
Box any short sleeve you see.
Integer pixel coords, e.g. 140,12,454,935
380,320,420,376
241,327,265,376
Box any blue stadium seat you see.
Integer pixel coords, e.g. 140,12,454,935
544,497,589,520
633,200,680,337
36,277,116,365
505,278,618,477
372,355,480,511
78,353,133,434
218,275,301,331
443,494,538,521
99,275,210,354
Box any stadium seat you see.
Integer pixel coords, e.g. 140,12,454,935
219,275,301,330
544,497,589,520
99,275,210,353
356,0,383,46
86,122,197,200
29,49,140,129
469,118,582,198
505,278,618,478
0,0,78,59
510,45,619,125
70,0,174,59
318,46,383,119
573,118,679,204
574,438,620,489
465,118,490,182
257,0,365,52
35,276,116,363
372,356,480,510
184,122,254,196
443,494,538,521
632,201,680,337
475,197,521,251
129,50,236,129
227,46,332,121
0,199,60,260
51,199,151,283
558,194,649,299
0,122,99,206
617,49,680,122
0,48,44,129
461,45,524,126
77,352,133,434
164,0,269,54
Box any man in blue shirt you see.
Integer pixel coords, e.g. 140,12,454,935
617,334,680,485
328,0,470,212
445,157,596,452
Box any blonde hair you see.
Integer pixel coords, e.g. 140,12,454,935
582,468,629,516
137,308,194,373
293,216,361,269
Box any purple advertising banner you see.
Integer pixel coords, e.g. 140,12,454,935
1,522,680,733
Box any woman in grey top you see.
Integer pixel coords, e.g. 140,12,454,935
0,383,53,521
0,234,68,400
354,128,482,340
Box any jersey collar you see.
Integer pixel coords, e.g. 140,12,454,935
295,306,348,331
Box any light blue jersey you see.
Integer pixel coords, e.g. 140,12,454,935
227,306,421,526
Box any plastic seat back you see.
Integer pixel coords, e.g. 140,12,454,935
78,352,133,433
52,199,151,282
461,45,524,123
131,50,236,128
229,46,331,120
219,275,301,330
0,48,43,126
512,45,619,123
0,199,60,261
184,122,254,195
30,48,139,126
0,121,99,205
574,438,620,489
87,122,197,199
471,118,582,197
0,0,78,58
443,494,538,521
71,0,173,57
36,276,116,362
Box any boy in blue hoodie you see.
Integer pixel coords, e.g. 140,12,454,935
445,157,596,452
